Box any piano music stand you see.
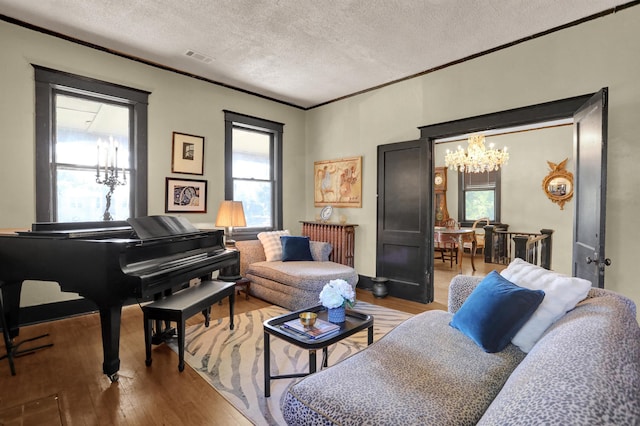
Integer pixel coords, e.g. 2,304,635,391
0,287,54,376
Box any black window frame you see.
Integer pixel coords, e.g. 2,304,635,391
34,65,149,222
223,110,283,239
457,170,502,226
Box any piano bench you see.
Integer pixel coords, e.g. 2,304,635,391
142,280,236,372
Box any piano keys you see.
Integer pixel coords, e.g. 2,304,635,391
0,216,239,381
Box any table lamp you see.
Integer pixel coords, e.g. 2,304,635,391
215,200,246,281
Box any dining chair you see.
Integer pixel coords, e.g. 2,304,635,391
443,218,458,229
435,218,459,267
464,217,490,257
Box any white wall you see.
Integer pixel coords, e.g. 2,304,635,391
2,6,640,317
305,6,640,315
0,21,307,306
435,126,574,275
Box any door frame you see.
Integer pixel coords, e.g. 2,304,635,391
417,92,596,299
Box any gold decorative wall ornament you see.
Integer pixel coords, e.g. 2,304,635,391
542,158,573,210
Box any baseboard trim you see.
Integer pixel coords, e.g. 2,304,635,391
17,297,144,327
14,283,196,327
357,274,374,290
18,298,99,326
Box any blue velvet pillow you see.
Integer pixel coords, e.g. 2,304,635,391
280,236,314,261
450,271,545,353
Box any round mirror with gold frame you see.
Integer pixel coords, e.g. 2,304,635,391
542,158,573,210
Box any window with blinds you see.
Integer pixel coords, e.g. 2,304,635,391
459,170,501,222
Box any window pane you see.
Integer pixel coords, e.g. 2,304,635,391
56,168,130,222
56,95,130,167
225,110,282,231
234,180,272,228
55,94,130,221
232,128,270,180
465,190,495,221
36,68,147,222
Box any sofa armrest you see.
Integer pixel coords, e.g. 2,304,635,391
235,240,266,277
448,275,484,314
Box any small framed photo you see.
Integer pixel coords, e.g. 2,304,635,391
172,132,204,175
165,177,207,213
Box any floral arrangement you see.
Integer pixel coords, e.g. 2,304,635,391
319,279,355,309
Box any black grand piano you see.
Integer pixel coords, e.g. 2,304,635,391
0,216,239,381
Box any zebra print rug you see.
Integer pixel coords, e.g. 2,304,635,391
170,302,413,426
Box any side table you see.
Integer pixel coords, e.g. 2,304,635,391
263,306,373,397
235,277,251,300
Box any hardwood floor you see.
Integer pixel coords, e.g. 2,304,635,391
0,255,499,425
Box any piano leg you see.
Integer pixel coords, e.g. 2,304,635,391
1,281,54,376
98,305,122,382
1,283,22,339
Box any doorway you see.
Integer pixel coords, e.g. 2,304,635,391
376,91,607,303
433,122,574,273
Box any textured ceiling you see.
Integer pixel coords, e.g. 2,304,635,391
0,0,631,108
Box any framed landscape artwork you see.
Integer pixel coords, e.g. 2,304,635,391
165,177,207,213
171,132,204,175
314,156,362,207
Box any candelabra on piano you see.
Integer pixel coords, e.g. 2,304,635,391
96,138,126,221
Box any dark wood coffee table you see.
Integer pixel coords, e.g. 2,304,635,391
263,305,373,397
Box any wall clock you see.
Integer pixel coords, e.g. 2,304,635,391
434,166,449,226
434,167,447,191
435,192,449,223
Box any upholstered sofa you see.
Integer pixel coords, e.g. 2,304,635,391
281,261,640,425
235,233,358,311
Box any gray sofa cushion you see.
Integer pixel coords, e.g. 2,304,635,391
282,310,526,425
478,288,640,424
246,260,357,292
236,239,332,275
310,240,332,262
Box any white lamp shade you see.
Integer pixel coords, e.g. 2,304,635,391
215,200,247,228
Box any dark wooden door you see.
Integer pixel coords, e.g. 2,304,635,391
573,88,609,287
376,140,432,302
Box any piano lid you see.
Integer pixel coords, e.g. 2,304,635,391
16,220,132,239
127,215,201,240
14,216,203,240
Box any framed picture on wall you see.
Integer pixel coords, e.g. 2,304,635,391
314,156,362,207
171,132,204,175
165,177,207,213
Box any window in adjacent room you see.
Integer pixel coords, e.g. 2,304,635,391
459,170,501,223
224,111,283,235
34,66,149,222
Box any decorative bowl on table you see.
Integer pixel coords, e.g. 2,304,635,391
299,312,317,328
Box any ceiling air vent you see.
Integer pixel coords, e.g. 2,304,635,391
185,49,213,64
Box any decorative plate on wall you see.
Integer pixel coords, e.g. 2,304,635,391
320,206,333,221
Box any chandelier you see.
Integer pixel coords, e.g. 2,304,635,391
445,134,509,173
